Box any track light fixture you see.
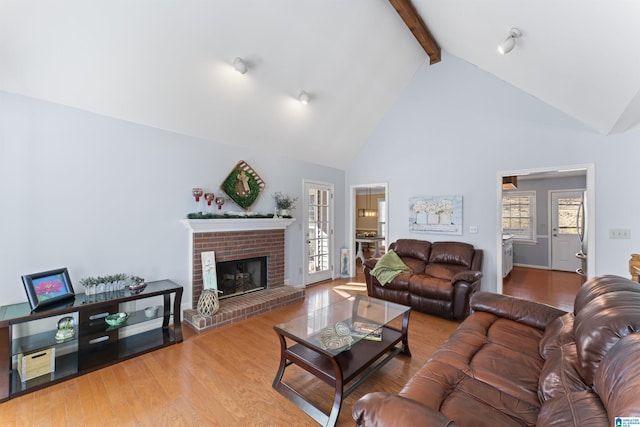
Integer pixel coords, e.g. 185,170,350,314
233,57,247,74
497,28,522,55
298,91,310,105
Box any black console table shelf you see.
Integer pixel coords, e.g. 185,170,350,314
0,279,183,401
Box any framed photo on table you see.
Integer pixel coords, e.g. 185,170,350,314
22,267,75,310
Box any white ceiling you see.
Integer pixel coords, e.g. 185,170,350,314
2,1,639,170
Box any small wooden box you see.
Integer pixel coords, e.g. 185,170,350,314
17,348,55,381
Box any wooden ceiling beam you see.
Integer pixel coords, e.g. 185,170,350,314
388,0,441,65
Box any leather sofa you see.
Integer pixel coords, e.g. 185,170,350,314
363,239,482,320
353,275,640,426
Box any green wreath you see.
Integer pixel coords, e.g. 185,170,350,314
222,168,262,210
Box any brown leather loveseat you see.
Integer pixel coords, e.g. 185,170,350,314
353,275,640,426
363,239,482,320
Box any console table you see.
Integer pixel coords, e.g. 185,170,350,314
0,279,183,401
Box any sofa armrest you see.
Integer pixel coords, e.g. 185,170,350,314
470,291,566,330
452,270,482,284
450,270,482,320
353,392,457,427
363,258,379,270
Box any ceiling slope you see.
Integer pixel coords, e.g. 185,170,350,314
409,0,640,134
1,1,639,172
0,0,426,169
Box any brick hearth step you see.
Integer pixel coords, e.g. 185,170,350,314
184,285,304,332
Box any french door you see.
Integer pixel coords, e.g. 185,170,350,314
303,181,334,285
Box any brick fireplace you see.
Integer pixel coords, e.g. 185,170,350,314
181,218,304,332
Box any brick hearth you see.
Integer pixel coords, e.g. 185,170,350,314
181,218,304,332
183,286,304,332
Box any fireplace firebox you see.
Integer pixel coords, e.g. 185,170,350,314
216,256,267,299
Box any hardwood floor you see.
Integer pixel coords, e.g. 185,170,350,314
0,262,579,426
503,266,583,312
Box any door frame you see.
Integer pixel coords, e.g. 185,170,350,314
349,183,388,277
302,180,335,286
496,163,595,294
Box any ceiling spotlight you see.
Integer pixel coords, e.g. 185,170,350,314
497,28,522,55
298,91,310,105
233,57,247,74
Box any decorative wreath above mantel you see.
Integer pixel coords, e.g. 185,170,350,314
221,160,265,210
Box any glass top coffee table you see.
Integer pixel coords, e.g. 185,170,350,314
272,294,411,426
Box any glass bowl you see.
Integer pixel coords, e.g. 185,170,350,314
105,312,129,327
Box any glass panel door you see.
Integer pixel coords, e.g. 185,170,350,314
304,181,333,285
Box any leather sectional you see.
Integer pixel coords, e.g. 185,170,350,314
353,274,640,426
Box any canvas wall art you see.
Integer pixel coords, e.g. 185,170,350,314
409,196,462,235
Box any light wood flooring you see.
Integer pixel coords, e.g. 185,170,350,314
0,262,578,426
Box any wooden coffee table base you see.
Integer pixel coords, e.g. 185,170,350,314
272,312,410,427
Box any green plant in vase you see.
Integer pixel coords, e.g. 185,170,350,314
272,192,298,217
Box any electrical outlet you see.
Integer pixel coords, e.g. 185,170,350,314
469,225,478,234
609,229,631,239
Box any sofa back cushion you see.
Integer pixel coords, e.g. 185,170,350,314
573,274,640,315
428,242,475,268
573,289,640,386
594,333,640,422
390,240,431,274
391,239,431,262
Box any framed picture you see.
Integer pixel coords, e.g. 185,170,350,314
22,267,75,310
409,196,463,235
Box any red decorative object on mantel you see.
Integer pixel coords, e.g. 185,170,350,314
192,188,204,213
215,196,225,211
205,193,215,213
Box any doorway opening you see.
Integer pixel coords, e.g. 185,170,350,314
496,164,594,295
349,183,388,277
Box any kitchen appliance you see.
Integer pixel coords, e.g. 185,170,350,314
575,191,588,281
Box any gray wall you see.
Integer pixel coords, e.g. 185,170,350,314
510,175,587,267
345,51,639,293
0,92,345,307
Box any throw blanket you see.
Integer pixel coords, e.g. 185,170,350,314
370,249,411,286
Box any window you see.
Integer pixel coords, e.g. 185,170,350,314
502,191,536,242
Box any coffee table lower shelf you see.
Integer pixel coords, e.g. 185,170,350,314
272,325,410,427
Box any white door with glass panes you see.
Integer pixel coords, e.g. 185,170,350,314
303,181,334,285
551,190,583,272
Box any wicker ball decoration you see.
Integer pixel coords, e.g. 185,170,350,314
197,289,220,316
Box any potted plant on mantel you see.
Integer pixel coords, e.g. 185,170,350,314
272,192,298,217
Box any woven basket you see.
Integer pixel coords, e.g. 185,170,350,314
197,289,220,316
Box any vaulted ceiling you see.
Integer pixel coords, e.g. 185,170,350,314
2,1,639,170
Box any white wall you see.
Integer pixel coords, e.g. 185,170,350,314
0,92,345,308
346,52,640,292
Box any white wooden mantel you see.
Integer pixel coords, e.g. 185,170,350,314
180,217,296,233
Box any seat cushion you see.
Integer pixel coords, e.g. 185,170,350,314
408,274,453,300
399,311,544,426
